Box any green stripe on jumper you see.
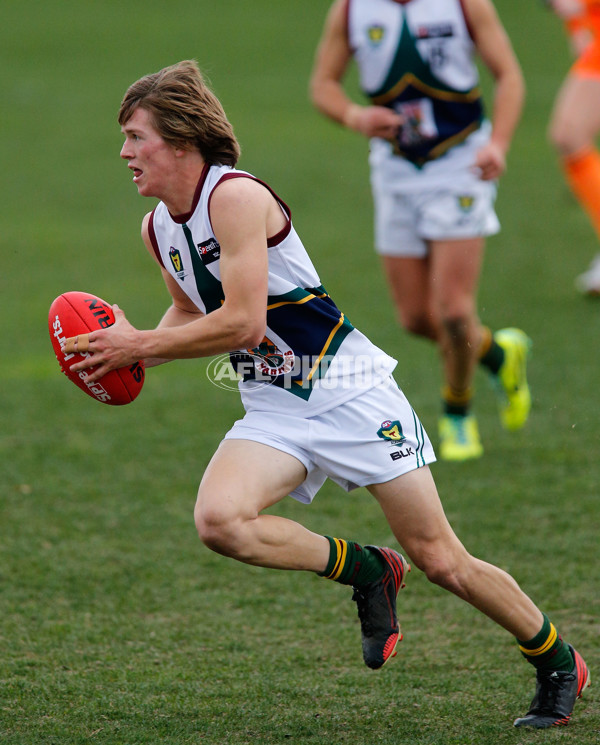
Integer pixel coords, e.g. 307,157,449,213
182,224,224,313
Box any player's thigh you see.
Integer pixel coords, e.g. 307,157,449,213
381,255,434,329
549,73,600,153
429,237,485,317
196,439,308,523
367,466,465,570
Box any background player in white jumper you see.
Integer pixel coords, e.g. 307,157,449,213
64,60,588,729
310,0,531,461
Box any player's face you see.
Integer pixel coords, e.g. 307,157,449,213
120,107,179,200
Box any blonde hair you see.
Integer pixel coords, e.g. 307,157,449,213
118,60,240,166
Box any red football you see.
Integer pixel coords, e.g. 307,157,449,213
48,291,145,405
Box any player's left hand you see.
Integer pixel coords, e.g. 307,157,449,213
62,305,142,383
471,141,506,181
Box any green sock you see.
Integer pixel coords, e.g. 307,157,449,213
479,338,505,376
441,384,472,417
517,614,574,672
318,536,384,587
442,400,469,417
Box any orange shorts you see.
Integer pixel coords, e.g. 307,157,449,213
572,36,600,78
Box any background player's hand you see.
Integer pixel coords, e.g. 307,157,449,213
62,305,142,383
344,104,402,139
546,0,584,19
547,0,592,55
472,141,506,181
569,27,594,55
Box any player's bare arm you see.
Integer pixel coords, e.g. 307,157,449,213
67,178,270,381
310,0,402,139
137,176,269,359
139,212,207,367
466,0,525,179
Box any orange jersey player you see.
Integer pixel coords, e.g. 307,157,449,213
547,0,600,293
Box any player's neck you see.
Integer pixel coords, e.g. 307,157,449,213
162,154,206,217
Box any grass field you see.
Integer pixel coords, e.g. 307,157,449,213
1,1,599,743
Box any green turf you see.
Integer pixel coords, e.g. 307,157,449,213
1,1,598,743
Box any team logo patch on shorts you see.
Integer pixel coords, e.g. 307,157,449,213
457,195,475,212
377,419,406,446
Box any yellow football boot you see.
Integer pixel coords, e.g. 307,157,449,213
494,328,532,431
438,414,483,462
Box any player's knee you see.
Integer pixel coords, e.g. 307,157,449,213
194,501,240,555
548,118,585,157
407,538,460,586
417,548,472,598
421,556,458,590
401,310,437,340
548,124,566,154
440,312,470,343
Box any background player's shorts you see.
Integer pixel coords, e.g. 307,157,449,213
224,377,436,504
372,177,500,258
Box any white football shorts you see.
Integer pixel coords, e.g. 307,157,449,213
224,377,436,504
372,177,500,258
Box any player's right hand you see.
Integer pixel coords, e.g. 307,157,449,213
345,105,402,139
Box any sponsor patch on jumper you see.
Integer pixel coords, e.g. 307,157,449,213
197,237,221,265
416,23,454,39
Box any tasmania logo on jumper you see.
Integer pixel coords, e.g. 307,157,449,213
169,246,186,281
367,24,385,46
377,420,406,446
197,237,220,266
